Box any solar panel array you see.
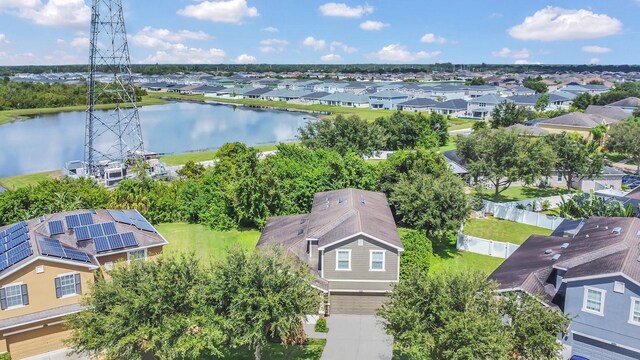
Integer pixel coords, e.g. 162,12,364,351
75,222,118,241
38,237,91,263
0,221,33,271
93,232,138,253
64,212,94,229
48,220,64,235
108,210,156,232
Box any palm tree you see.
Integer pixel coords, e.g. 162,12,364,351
590,123,608,148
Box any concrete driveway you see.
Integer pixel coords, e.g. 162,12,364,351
320,315,393,360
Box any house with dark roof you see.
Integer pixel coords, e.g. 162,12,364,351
466,94,508,118
369,90,409,110
585,105,632,122
429,99,468,116
607,97,640,112
257,188,404,315
489,217,640,360
0,209,167,359
396,98,437,112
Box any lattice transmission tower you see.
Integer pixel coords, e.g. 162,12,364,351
85,0,144,176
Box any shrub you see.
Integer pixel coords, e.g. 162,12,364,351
541,200,551,211
314,317,328,333
0,352,10,360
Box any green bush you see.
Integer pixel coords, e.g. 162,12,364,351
0,352,10,360
315,317,328,333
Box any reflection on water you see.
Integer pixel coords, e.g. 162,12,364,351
0,102,309,178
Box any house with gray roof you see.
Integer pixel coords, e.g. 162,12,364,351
299,92,331,105
319,93,370,108
607,97,640,112
489,216,640,360
241,87,272,99
585,105,632,122
466,94,508,118
429,84,467,100
369,90,409,110
430,99,468,116
507,85,536,96
465,85,501,98
507,93,573,111
257,188,404,315
396,98,437,112
261,89,312,102
538,112,621,139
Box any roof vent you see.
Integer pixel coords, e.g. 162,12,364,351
552,254,561,261
338,196,347,204
560,243,570,249
604,226,609,230
612,227,622,235
595,225,599,228
300,218,306,224
544,249,553,255
297,228,304,236
359,195,365,204
637,230,640,237
586,234,589,238
39,216,46,223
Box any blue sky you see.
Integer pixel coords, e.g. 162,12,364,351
0,0,638,65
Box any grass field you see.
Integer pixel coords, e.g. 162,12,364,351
222,339,326,360
463,217,552,245
0,96,167,125
479,186,572,203
155,222,261,262
160,143,282,166
430,250,504,276
0,170,60,191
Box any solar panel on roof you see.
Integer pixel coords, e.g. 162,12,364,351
108,234,124,250
88,224,104,238
108,210,131,224
75,226,91,241
65,249,91,263
102,222,117,235
79,213,94,226
48,220,64,235
120,232,138,247
132,219,155,232
94,236,110,252
65,214,80,228
5,242,32,267
38,237,92,263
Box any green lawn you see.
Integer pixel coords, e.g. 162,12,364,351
155,222,261,262
430,250,504,276
0,170,60,191
221,339,326,360
160,143,282,166
479,186,572,203
0,96,166,125
463,217,552,245
447,118,475,131
438,139,457,153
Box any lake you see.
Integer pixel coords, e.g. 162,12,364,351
0,102,311,178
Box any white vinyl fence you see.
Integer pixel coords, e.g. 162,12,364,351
456,233,520,259
482,195,573,230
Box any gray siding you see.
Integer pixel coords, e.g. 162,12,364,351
564,276,640,355
322,235,399,282
572,334,640,360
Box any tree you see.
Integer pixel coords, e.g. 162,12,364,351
634,107,640,118
211,247,320,360
534,93,550,112
472,120,487,131
544,133,603,191
589,123,608,147
606,118,640,174
378,148,449,196
559,192,636,219
378,270,569,360
297,115,386,156
572,92,594,110
490,101,532,128
523,77,548,93
456,129,556,201
389,170,468,237
588,79,604,85
399,229,433,281
465,77,486,86
65,255,227,359
177,160,206,179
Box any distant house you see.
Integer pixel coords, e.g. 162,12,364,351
607,97,640,113
561,84,610,95
585,105,632,122
506,93,573,111
369,90,409,110
430,99,468,116
465,85,500,98
466,94,507,118
489,217,640,360
0,210,167,359
319,93,370,108
299,92,331,105
396,98,437,112
261,89,312,102
429,84,466,100
257,188,404,315
537,112,620,139
241,87,272,99
507,85,536,96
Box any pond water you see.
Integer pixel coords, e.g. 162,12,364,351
0,102,311,178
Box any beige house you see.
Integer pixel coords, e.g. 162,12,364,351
257,189,404,315
0,209,167,359
537,112,620,139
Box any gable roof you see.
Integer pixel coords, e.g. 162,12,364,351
585,105,631,121
468,93,506,104
397,98,438,107
431,98,468,110
608,97,640,108
539,112,619,128
489,217,640,306
369,90,408,99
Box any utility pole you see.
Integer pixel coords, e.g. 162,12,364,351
85,0,144,177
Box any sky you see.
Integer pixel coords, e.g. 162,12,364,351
0,0,638,66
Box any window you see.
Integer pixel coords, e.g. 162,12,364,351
336,250,351,270
56,274,81,298
630,298,640,325
583,287,605,315
557,171,563,182
370,251,385,271
0,284,28,309
128,249,147,262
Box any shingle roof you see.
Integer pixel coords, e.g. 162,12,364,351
468,94,506,104
398,98,438,107
608,97,640,108
539,112,619,128
369,90,408,98
506,124,549,136
585,105,632,121
431,98,468,110
490,217,640,306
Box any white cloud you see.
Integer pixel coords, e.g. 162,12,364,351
330,41,357,53
420,33,447,44
509,7,622,41
491,47,530,59
141,44,226,64
259,38,288,53
177,0,259,24
589,58,600,64
319,2,373,18
69,36,88,48
262,26,278,32
360,20,388,31
0,33,6,43
0,0,90,28
132,27,212,49
515,59,541,65
320,54,343,62
235,54,257,64
581,45,611,54
371,44,441,62
303,36,326,51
